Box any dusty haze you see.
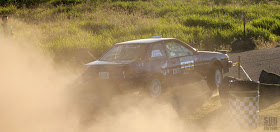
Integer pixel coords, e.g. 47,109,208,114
0,38,194,132
0,37,247,132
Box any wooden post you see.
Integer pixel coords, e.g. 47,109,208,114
238,56,241,79
243,13,246,40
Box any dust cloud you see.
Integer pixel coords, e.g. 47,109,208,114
0,38,81,132
0,38,197,132
0,37,243,132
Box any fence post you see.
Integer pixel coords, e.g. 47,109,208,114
238,56,241,79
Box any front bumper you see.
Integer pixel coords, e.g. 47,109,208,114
222,60,232,73
228,61,232,68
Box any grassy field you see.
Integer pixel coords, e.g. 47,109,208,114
1,0,280,60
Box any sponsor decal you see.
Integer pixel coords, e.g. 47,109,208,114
161,61,168,69
180,56,194,71
151,50,163,57
173,68,180,75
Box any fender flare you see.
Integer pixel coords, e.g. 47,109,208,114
209,57,223,71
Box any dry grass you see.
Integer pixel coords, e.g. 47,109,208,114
1,0,279,60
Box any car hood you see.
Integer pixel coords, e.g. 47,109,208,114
197,51,227,61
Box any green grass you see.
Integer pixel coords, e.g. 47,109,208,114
252,17,280,36
1,0,280,59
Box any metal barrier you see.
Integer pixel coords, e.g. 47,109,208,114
229,80,259,129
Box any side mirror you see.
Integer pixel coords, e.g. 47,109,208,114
193,49,199,55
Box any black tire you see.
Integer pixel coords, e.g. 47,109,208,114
147,79,162,98
219,76,237,106
207,66,223,93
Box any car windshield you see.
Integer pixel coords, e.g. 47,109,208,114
100,44,147,62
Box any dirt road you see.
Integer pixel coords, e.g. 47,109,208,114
226,47,280,81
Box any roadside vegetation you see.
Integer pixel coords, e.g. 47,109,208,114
1,0,280,59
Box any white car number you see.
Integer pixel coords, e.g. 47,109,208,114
99,72,109,79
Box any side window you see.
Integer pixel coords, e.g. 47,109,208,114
179,44,193,56
150,43,166,60
166,42,187,58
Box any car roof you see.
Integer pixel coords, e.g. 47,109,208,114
115,38,176,45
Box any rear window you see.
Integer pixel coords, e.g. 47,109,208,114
100,44,147,62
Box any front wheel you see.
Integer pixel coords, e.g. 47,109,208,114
147,79,162,98
207,66,223,93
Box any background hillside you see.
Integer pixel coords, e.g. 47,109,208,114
1,0,280,61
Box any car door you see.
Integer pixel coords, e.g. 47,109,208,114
175,41,199,83
165,41,195,85
148,42,168,79
165,41,186,85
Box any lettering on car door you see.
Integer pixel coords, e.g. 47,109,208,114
165,41,195,83
149,43,168,76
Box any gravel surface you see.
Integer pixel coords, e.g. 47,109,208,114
225,47,280,81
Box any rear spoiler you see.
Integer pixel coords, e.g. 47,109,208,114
218,50,228,54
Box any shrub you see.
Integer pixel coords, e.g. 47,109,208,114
231,37,256,51
252,18,276,30
9,0,49,8
156,6,179,17
246,26,277,41
206,7,245,18
213,0,233,5
274,14,280,20
50,0,82,7
271,23,280,36
80,21,115,34
0,7,16,15
0,0,10,6
251,18,280,35
109,1,142,14
182,16,234,29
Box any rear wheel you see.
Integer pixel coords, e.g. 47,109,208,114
148,79,162,98
207,66,223,93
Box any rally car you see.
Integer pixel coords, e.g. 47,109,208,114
81,37,232,97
